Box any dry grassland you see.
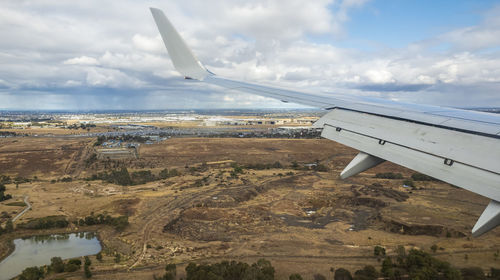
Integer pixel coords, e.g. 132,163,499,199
0,136,499,279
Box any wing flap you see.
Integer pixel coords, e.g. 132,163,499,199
320,114,500,202
315,109,500,174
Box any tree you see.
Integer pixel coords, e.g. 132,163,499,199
64,263,80,272
313,274,327,280
5,219,13,232
84,264,92,278
19,266,44,280
114,253,121,263
431,244,438,253
85,256,92,266
334,268,353,280
461,267,485,280
159,168,169,179
354,266,378,280
381,257,394,278
404,249,461,280
374,246,386,257
164,263,176,280
96,252,103,261
289,273,303,280
50,257,65,273
490,268,500,280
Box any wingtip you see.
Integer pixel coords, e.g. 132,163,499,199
149,6,209,80
149,7,162,15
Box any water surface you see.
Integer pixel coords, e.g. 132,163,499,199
0,232,101,280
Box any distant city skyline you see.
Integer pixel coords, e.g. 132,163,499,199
1,0,500,110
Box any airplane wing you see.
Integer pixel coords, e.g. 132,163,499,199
150,8,500,237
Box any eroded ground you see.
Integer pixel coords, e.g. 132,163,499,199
0,137,499,279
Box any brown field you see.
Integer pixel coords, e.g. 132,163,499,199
0,136,499,279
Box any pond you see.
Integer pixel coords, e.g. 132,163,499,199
0,232,101,280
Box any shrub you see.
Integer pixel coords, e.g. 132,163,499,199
374,246,386,257
402,179,414,188
411,173,437,181
289,273,303,280
60,177,73,182
67,258,82,267
374,172,403,179
313,274,327,280
431,244,438,253
354,266,378,280
64,263,80,272
334,268,352,280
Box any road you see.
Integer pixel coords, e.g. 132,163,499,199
12,195,31,222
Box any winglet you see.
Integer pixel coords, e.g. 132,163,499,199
150,8,209,80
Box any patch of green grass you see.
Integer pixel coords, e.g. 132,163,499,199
5,201,26,207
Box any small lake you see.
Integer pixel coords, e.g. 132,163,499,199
0,232,101,280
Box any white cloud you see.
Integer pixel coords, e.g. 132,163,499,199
63,56,99,66
0,0,499,109
132,34,164,53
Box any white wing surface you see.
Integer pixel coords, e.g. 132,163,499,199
150,8,500,237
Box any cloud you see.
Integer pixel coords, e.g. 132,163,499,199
63,56,99,66
0,0,499,110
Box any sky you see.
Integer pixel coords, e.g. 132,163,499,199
1,0,500,110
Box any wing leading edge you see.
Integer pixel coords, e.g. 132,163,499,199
150,8,500,237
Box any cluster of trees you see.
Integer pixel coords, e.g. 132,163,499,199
77,213,129,231
245,161,284,170
378,248,463,279
229,160,327,176
17,215,69,230
18,266,44,280
18,255,95,280
87,167,180,186
60,176,73,182
84,256,93,278
0,183,12,202
411,173,438,181
184,259,275,280
154,263,177,280
66,123,96,130
375,172,438,185
0,175,11,184
192,129,322,139
49,257,83,273
375,172,404,179
0,131,18,137
152,249,500,280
